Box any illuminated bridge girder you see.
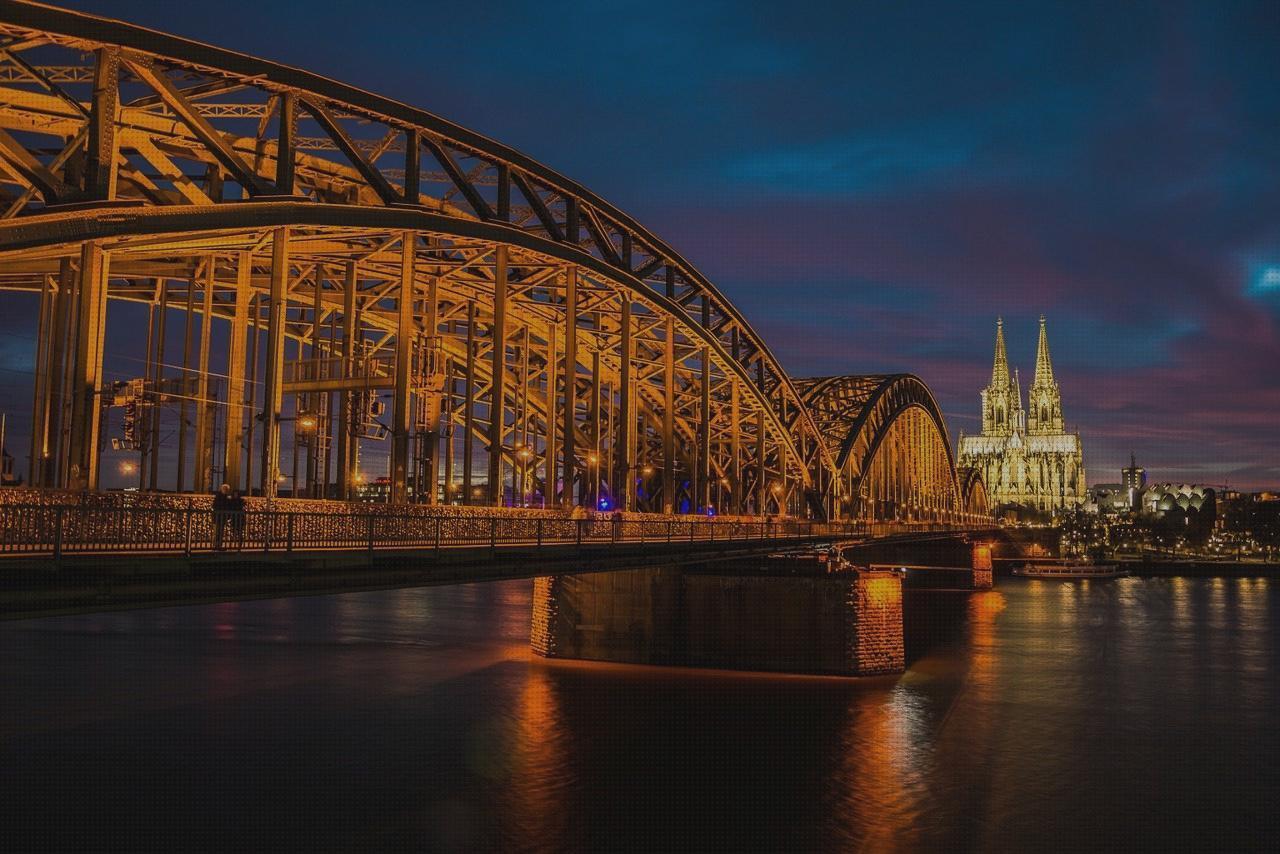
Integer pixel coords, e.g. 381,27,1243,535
797,374,964,523
2,215,813,514
0,1,831,495
0,2,988,524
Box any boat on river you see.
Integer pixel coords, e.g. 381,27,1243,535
1013,559,1129,579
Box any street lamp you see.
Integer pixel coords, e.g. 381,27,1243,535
515,444,534,506
586,453,600,508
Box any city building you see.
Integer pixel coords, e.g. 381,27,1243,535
958,316,1086,513
1087,483,1129,515
1122,453,1147,508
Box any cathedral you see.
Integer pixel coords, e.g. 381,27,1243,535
958,317,1086,513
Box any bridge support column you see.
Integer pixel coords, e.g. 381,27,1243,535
335,261,357,500
698,346,711,513
224,253,250,492
972,540,994,589
561,267,577,509
543,323,557,507
530,575,564,657
259,228,288,497
617,300,634,511
66,242,109,491
531,566,904,677
487,245,508,506
391,233,415,504
192,260,214,493
847,569,906,675
662,317,675,514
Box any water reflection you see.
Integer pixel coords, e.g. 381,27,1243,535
1,576,1278,850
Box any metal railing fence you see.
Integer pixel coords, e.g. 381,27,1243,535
0,504,876,560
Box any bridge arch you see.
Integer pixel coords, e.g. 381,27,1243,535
0,1,988,525
796,375,959,522
957,467,990,519
0,1,829,513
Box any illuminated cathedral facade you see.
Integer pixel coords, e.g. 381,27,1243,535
958,317,1086,512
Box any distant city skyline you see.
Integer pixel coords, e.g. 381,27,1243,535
0,0,1276,489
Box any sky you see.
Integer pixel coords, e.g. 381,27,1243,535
6,0,1280,489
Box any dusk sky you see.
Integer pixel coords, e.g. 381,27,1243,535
8,0,1280,488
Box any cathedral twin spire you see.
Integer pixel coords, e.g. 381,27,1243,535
991,317,1010,388
1032,314,1056,389
961,315,1087,511
980,316,1062,437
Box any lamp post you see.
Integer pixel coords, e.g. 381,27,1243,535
586,452,600,509
515,444,534,507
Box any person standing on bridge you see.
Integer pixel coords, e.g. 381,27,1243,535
212,484,233,550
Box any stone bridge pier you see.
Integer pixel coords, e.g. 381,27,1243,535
531,565,905,677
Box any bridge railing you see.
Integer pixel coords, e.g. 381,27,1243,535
0,504,866,560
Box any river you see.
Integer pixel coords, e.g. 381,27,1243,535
3,575,1277,851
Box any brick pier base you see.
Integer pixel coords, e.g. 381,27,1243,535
530,567,905,677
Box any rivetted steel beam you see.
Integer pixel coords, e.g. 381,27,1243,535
543,322,557,506
403,129,420,203
421,137,492,221
275,92,296,195
487,245,508,506
561,267,577,509
420,270,441,505
123,55,274,197
193,260,214,492
336,260,356,499
662,316,674,514
391,233,414,503
462,300,476,504
0,203,825,489
699,346,710,512
510,171,562,242
85,46,119,200
224,252,250,491
303,97,400,206
66,242,108,489
0,126,75,204
617,299,633,511
259,227,288,495
0,0,825,491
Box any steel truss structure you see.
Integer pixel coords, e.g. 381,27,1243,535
0,1,986,521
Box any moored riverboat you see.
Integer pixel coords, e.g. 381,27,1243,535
1013,559,1129,579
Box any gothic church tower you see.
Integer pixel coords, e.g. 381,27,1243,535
958,315,1086,513
1027,315,1064,435
980,318,1021,436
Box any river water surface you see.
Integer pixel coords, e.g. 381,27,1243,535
3,575,1278,851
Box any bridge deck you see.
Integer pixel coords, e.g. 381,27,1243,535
0,532,845,620
0,501,989,618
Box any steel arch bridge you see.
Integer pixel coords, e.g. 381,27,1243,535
795,375,964,522
0,1,984,523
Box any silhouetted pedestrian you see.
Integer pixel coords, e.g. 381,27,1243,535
213,484,232,550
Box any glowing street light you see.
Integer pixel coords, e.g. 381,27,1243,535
119,461,137,475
